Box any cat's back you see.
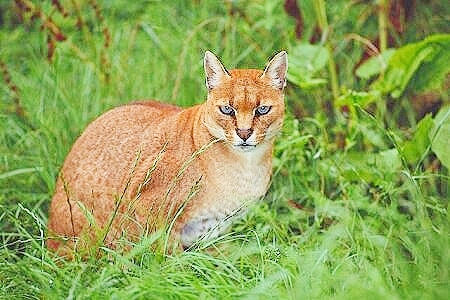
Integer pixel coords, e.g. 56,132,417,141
57,101,182,196
74,100,180,143
66,100,181,154
102,100,182,130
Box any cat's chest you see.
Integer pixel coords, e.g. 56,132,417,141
180,159,270,247
188,151,271,222
161,142,273,248
180,159,271,248
222,162,269,198
207,151,270,201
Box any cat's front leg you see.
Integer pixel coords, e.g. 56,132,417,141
179,214,231,249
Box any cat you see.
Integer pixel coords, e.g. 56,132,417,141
47,50,288,254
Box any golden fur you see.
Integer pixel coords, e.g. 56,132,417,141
47,51,288,253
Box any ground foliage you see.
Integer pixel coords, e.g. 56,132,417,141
0,0,449,299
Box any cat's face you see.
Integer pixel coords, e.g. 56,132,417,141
202,51,287,152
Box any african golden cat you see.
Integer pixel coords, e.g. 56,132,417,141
47,50,288,253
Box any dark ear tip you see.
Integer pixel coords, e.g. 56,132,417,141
277,51,288,63
204,51,212,62
275,50,287,58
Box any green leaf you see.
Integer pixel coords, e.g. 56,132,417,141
338,149,401,183
410,35,450,93
289,43,329,72
286,74,327,89
358,122,387,149
402,114,434,165
430,106,450,170
337,89,379,107
355,49,395,79
374,34,450,98
376,148,402,171
287,43,329,88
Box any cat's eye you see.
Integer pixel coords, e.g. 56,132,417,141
219,105,235,116
255,105,272,116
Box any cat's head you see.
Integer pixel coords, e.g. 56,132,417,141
202,51,288,152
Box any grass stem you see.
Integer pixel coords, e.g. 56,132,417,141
378,0,388,54
313,0,340,104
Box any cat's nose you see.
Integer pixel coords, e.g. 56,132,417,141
236,128,253,141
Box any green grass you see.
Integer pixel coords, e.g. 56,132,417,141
1,1,449,299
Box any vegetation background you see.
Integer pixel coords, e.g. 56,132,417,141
0,0,449,299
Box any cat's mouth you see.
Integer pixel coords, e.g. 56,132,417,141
234,142,257,152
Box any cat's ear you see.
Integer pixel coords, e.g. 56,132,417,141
204,51,231,90
261,51,288,90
